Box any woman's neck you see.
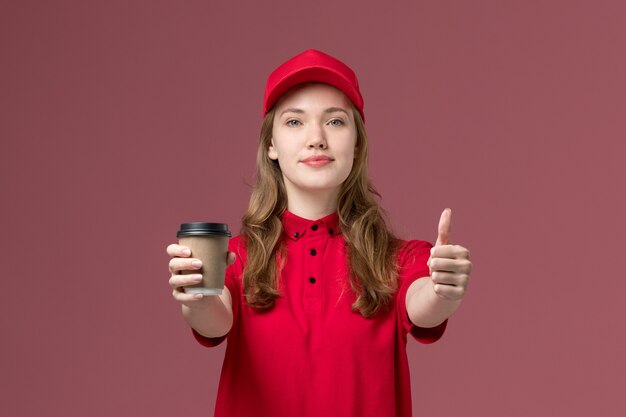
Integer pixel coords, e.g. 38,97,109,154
286,187,338,220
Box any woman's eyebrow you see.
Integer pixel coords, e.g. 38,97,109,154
324,107,349,116
279,107,349,117
279,108,305,117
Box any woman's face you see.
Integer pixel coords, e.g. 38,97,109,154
269,83,357,199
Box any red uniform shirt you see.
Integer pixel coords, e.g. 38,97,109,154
193,211,447,417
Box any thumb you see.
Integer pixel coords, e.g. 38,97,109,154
227,252,237,266
435,208,452,246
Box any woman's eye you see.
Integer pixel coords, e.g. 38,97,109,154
328,119,344,126
286,120,301,126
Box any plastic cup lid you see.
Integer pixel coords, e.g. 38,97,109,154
177,222,231,237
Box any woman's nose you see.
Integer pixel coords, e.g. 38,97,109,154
306,125,327,149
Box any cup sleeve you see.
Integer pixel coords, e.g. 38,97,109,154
396,240,447,344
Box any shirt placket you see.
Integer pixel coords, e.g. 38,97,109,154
303,222,324,313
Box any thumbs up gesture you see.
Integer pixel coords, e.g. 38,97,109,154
427,208,472,301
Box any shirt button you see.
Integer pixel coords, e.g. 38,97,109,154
329,229,334,235
310,249,317,256
309,277,316,284
294,232,299,238
311,224,318,231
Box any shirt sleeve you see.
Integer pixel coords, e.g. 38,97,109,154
396,239,447,344
191,236,243,348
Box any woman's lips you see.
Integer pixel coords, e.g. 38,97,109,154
301,155,333,167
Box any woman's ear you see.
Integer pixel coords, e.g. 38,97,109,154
268,139,278,160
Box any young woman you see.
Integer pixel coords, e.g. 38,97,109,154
167,49,472,417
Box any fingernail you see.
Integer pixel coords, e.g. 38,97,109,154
192,275,203,282
194,294,203,299
191,260,202,268
182,248,191,256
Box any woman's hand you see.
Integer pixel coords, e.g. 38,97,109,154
427,208,472,301
167,244,236,309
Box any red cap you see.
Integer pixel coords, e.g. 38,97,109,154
263,49,365,121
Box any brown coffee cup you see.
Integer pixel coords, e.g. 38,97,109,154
177,222,231,295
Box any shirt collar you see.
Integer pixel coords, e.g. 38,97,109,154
281,210,340,241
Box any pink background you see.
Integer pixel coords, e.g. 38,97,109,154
2,1,625,416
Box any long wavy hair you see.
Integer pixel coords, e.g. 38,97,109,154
241,90,400,318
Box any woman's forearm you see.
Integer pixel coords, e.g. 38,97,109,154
406,278,462,328
182,292,233,338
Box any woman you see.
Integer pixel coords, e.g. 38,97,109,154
167,49,472,417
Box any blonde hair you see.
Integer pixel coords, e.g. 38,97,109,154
241,96,399,318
